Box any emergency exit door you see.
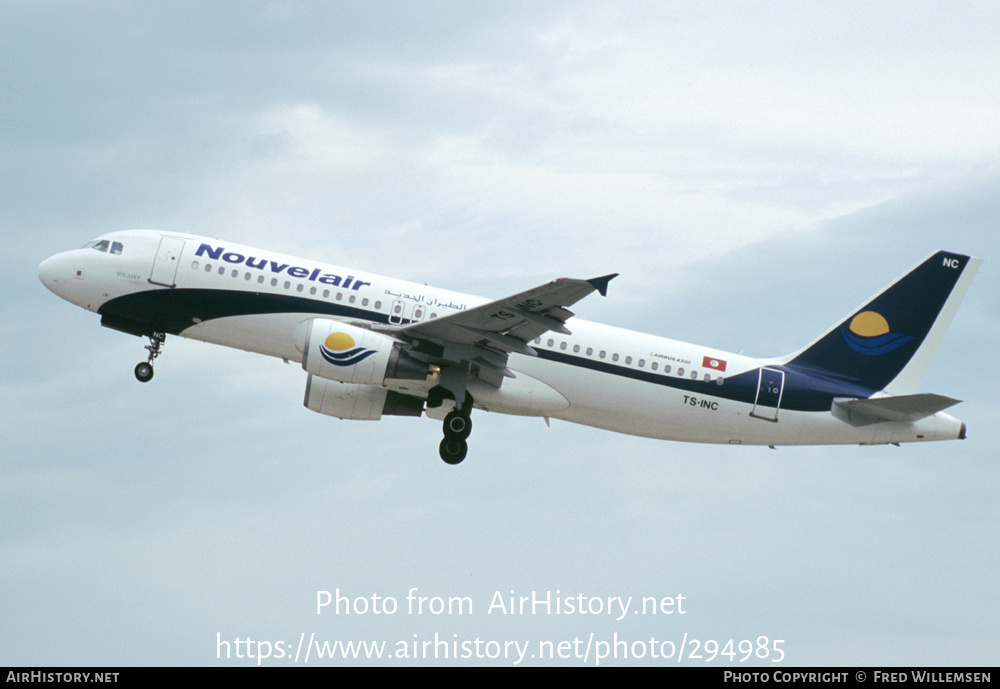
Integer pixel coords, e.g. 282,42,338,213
751,367,785,422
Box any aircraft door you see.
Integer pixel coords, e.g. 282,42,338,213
751,367,785,422
149,236,186,288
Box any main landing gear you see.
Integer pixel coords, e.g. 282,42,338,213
429,384,473,465
134,331,165,383
439,408,472,465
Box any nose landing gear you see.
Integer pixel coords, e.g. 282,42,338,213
134,332,165,383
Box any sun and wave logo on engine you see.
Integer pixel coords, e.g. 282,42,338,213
842,311,914,356
319,332,377,367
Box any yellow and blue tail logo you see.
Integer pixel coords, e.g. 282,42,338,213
842,311,914,356
788,251,972,391
319,332,376,367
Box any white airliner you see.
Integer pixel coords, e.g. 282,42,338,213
38,230,979,464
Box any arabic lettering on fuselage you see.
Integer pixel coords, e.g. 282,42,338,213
383,289,467,311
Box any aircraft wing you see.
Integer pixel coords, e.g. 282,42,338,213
393,274,617,387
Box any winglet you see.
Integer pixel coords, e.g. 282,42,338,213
587,273,618,297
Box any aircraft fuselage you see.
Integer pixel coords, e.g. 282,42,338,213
38,230,974,460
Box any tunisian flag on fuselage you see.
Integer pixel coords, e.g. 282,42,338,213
702,355,727,372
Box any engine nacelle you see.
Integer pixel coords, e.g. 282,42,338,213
304,375,425,420
298,319,427,385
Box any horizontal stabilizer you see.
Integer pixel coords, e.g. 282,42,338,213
832,393,961,426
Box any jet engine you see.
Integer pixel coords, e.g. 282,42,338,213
297,319,427,386
304,375,424,421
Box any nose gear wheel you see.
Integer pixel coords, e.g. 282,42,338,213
134,332,165,383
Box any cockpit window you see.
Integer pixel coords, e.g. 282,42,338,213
82,239,111,252
80,239,123,255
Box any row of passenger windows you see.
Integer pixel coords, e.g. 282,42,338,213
535,337,725,385
191,261,440,320
192,258,720,383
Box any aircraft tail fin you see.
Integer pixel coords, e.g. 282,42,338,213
783,251,980,394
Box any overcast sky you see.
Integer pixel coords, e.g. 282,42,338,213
3,1,998,666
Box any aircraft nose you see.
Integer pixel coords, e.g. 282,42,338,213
38,255,59,291
38,252,76,296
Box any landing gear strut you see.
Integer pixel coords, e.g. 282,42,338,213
431,372,474,465
134,331,165,383
439,408,472,465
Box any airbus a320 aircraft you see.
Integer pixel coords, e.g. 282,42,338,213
38,231,979,464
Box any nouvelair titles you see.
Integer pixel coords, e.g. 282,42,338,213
195,243,371,291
